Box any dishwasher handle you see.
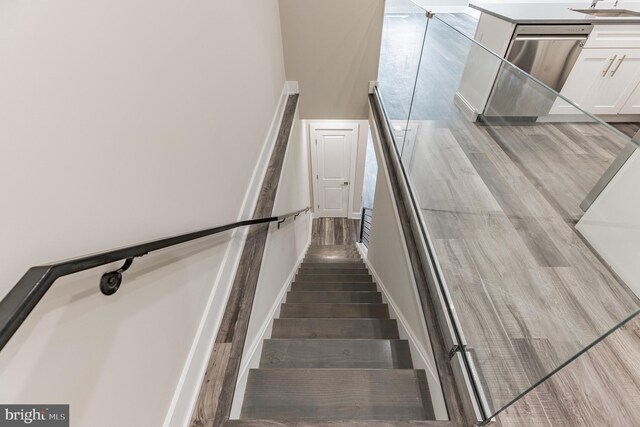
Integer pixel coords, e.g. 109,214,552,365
513,36,588,42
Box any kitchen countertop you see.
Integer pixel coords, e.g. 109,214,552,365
469,2,640,24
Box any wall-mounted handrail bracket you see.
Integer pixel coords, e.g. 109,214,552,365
100,257,135,296
448,344,461,359
276,218,286,230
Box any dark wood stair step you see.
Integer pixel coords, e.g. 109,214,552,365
286,291,382,304
306,249,360,254
307,245,356,249
280,303,389,318
272,319,399,339
295,274,372,283
300,261,366,268
240,369,434,420
303,255,364,263
291,282,377,292
259,339,413,369
303,258,362,264
298,267,369,275
225,420,447,426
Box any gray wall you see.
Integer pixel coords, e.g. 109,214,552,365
279,0,385,119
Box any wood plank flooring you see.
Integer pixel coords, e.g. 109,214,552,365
311,218,359,246
611,122,640,138
378,11,640,426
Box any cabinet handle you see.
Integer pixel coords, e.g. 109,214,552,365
611,55,626,77
602,55,617,76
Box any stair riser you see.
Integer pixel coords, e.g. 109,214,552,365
271,319,400,339
291,283,377,292
303,259,362,264
260,339,414,369
295,275,372,283
298,268,369,275
300,263,366,269
280,303,389,319
286,291,382,304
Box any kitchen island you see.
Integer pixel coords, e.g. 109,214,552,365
458,2,640,120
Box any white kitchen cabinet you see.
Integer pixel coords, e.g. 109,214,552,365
583,49,640,114
584,24,640,49
621,79,640,114
554,48,640,115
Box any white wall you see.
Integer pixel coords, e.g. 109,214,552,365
229,107,313,418
0,1,288,426
364,110,447,419
577,149,640,298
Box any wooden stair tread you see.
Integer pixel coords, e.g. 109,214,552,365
272,319,400,339
298,267,369,274
260,339,413,369
280,303,389,318
291,283,377,292
300,262,367,269
240,369,434,420
286,291,382,304
296,274,373,283
225,420,450,426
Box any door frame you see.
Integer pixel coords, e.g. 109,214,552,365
309,122,360,218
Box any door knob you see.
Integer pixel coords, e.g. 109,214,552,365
343,181,349,186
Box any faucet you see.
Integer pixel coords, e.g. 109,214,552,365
589,0,601,8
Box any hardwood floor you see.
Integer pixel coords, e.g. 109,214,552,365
379,11,640,426
611,122,640,138
311,218,359,246
409,116,639,415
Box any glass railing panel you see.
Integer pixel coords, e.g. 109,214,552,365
393,10,640,421
378,0,428,157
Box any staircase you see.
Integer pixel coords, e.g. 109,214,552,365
240,244,435,421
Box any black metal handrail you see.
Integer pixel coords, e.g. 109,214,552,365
0,206,311,352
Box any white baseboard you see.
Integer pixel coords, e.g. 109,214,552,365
355,243,448,421
453,91,478,122
162,81,294,427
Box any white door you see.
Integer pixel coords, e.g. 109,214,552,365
312,126,357,217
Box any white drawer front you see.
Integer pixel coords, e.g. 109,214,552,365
585,24,640,49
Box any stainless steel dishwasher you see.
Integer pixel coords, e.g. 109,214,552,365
484,24,592,119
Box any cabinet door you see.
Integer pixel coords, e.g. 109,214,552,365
583,49,640,115
550,49,616,115
620,81,640,114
